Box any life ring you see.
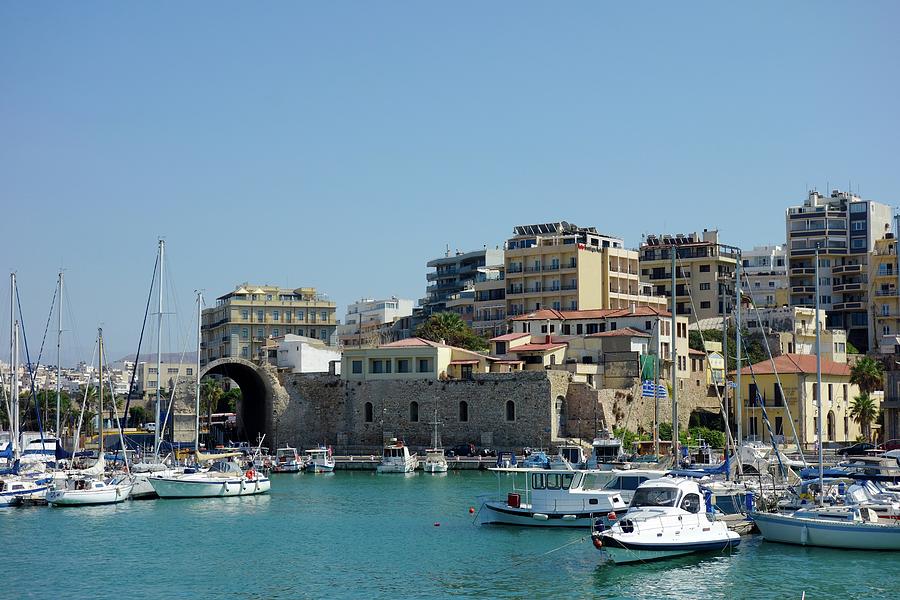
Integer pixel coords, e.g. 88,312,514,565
245,470,255,480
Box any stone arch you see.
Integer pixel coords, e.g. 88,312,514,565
200,357,288,446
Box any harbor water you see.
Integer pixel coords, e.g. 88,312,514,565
3,471,899,599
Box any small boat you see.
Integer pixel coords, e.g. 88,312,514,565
480,468,627,527
495,451,517,469
46,474,134,506
150,460,270,498
752,505,900,549
592,478,741,564
423,448,448,473
553,444,588,469
586,430,625,469
304,446,335,473
377,439,417,474
521,451,551,469
0,474,53,507
273,447,304,473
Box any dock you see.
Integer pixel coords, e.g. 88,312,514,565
333,455,497,471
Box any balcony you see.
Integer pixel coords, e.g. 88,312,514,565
833,302,864,311
507,287,524,295
832,264,863,275
791,286,815,294
832,282,863,293
875,269,896,279
789,267,816,275
507,265,524,274
876,289,898,297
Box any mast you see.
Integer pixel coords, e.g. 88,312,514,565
815,246,824,502
10,273,19,461
670,249,678,455
735,251,742,445
98,326,104,457
195,291,202,453
56,271,63,437
154,239,164,456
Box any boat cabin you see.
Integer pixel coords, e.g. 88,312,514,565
627,478,705,515
508,470,627,514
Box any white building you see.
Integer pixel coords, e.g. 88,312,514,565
337,297,414,347
276,334,342,374
741,245,787,308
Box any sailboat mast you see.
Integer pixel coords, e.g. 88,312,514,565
670,249,678,455
195,291,202,453
735,252,742,446
814,246,824,501
56,271,63,437
10,273,19,461
154,239,164,456
98,327,104,457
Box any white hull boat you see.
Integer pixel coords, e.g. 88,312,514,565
150,461,270,498
593,478,740,564
377,439,417,473
47,476,134,506
273,447,304,473
423,449,448,474
752,507,900,550
0,476,52,507
304,447,335,473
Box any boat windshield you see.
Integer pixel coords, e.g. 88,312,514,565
209,461,242,474
630,487,679,508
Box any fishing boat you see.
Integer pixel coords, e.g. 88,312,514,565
422,409,447,473
304,446,335,473
273,447,304,473
553,444,588,469
592,478,740,564
480,468,627,527
46,473,134,506
150,459,270,498
586,430,625,469
377,439,417,473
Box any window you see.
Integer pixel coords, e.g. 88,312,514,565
273,310,280,321
321,329,327,340
257,310,264,321
775,416,784,436
321,311,328,322
699,264,711,273
167,368,178,374
241,327,249,339
352,360,363,374
409,401,419,422
371,360,384,374
851,238,866,250
285,312,291,323
241,309,249,320
186,368,193,376
149,368,158,374
828,384,833,403
852,220,866,230
459,401,469,422
364,402,373,422
418,358,432,373
700,301,711,309
505,400,515,421
257,327,264,339
645,321,652,331
576,324,583,335
272,328,279,337
147,380,157,389
397,359,410,373
297,310,305,320
699,283,710,291
240,346,249,358
680,493,701,514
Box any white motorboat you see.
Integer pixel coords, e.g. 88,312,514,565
586,430,625,469
273,447,304,473
304,446,335,473
0,475,53,507
377,439,417,473
46,474,134,506
592,478,741,564
422,448,448,473
480,468,627,527
150,460,270,498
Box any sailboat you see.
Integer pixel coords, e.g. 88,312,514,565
751,247,900,549
150,292,270,498
423,407,448,474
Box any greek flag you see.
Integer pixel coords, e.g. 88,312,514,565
641,380,668,398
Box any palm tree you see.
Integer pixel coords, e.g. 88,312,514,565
416,312,488,351
849,357,885,395
850,392,878,442
200,380,223,446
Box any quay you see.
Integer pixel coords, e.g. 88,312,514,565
332,455,497,471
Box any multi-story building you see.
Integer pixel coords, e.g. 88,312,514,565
870,232,900,354
336,297,414,348
201,284,337,365
472,266,507,339
445,288,476,327
422,247,504,315
136,354,198,400
505,222,665,319
639,230,739,324
786,189,892,352
742,245,788,308
744,306,847,362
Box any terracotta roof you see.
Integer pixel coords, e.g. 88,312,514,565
736,354,851,377
490,332,531,342
688,348,706,355
492,359,524,364
507,343,568,352
449,359,481,365
379,337,442,348
510,306,671,321
587,327,651,338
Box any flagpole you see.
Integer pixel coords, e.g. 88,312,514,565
654,353,659,457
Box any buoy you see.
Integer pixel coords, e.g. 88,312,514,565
469,507,475,514
607,511,617,521
434,522,441,527
592,535,603,550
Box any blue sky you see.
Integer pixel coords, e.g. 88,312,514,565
2,2,899,363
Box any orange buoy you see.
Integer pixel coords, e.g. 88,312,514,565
469,507,475,514
607,511,617,521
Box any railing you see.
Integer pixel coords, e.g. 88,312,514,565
875,289,898,297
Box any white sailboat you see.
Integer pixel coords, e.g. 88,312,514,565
752,247,900,549
150,292,271,498
423,408,448,474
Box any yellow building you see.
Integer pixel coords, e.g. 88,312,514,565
202,284,337,365
737,354,864,447
136,356,196,400
504,222,665,318
341,337,501,381
870,234,900,353
639,230,739,324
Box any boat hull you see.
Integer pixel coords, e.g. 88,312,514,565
46,484,132,506
423,462,448,473
480,501,600,527
0,484,51,507
150,476,271,498
752,512,900,550
305,462,334,473
599,536,741,564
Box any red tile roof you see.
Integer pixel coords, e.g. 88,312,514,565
489,332,531,342
507,343,568,352
587,327,651,338
510,306,671,321
449,359,481,365
736,354,851,377
379,337,442,348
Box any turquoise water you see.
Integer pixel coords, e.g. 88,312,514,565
2,471,899,599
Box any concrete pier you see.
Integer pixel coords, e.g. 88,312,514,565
333,456,497,471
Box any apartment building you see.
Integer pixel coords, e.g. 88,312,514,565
201,284,337,365
742,245,788,308
472,266,507,339
422,247,504,315
870,233,900,354
136,354,198,400
744,306,847,362
336,297,414,348
786,189,892,352
639,230,738,324
504,222,665,319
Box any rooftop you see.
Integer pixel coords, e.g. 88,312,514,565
736,353,851,377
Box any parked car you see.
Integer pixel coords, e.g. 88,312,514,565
447,443,476,457
837,442,875,456
880,439,900,452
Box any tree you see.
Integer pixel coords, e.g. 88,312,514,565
129,405,148,428
415,312,489,352
849,357,884,394
200,379,223,445
220,388,242,413
850,392,878,442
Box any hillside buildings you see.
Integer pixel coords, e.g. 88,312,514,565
869,231,900,354
741,245,788,308
786,189,892,352
422,248,504,316
201,284,337,366
336,297,413,348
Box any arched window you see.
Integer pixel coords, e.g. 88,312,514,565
364,402,373,423
506,400,516,422
459,401,469,423
410,401,419,422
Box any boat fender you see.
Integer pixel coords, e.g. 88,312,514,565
607,511,617,521
744,491,754,513
245,470,255,480
224,483,229,493
704,489,713,514
591,534,603,550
